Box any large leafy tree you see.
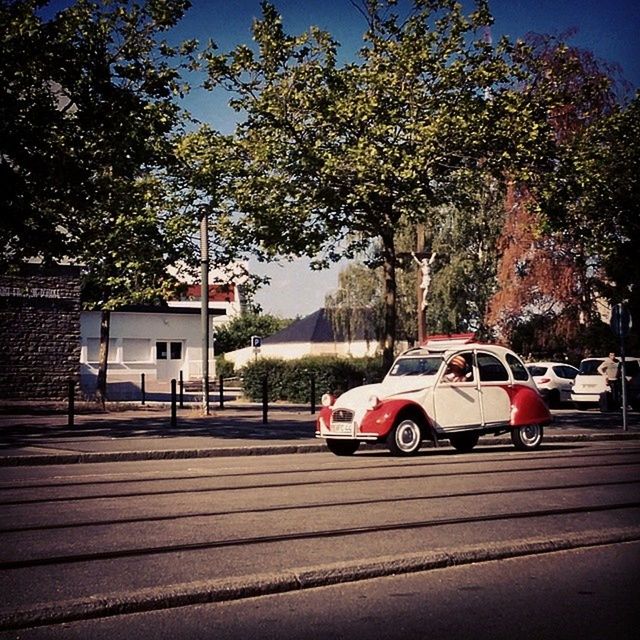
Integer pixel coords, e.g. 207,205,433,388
1,0,198,401
204,0,549,368
553,94,640,353
488,32,633,355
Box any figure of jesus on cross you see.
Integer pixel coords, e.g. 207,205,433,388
411,251,437,311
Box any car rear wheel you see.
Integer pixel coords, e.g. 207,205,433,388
511,425,543,451
449,432,479,453
326,438,360,456
387,418,422,456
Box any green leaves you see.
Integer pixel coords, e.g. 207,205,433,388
0,0,195,309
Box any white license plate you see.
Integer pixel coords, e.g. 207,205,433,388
331,422,353,435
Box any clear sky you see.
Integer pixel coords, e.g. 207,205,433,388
45,0,640,318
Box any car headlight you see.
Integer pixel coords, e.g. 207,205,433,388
321,393,336,407
367,394,380,410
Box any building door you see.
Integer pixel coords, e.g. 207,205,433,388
156,340,184,382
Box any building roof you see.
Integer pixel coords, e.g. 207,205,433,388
108,305,227,317
263,308,374,344
180,284,235,302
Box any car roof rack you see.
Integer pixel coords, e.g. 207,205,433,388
423,333,476,352
399,333,477,356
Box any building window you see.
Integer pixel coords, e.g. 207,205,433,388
170,341,182,360
123,338,151,363
87,338,117,363
156,341,183,361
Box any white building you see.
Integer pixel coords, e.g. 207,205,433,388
80,284,242,398
223,308,382,370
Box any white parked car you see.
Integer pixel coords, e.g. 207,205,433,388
571,356,640,409
526,362,579,408
316,339,551,456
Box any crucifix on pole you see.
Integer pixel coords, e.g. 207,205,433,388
414,224,436,345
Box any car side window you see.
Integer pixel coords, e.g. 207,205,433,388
478,353,509,382
506,353,529,381
555,365,574,379
441,352,474,384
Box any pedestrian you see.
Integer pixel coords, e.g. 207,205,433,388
598,352,620,408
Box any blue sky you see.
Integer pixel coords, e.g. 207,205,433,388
182,0,640,133
43,0,640,317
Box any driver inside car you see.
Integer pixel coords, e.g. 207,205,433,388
444,354,471,383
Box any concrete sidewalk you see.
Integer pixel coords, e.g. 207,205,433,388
0,403,639,465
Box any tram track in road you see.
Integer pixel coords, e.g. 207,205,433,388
2,443,638,492
1,456,639,506
1,477,639,534
2,500,639,571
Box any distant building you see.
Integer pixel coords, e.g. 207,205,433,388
80,284,243,398
223,308,383,370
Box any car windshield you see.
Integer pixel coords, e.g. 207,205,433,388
389,356,443,376
579,359,604,375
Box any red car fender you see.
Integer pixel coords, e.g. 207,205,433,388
360,398,430,437
315,406,332,435
509,385,552,426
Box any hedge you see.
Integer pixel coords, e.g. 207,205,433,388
241,355,387,403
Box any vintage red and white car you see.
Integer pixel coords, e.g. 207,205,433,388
316,338,551,456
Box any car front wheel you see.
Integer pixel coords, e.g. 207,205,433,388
511,425,543,451
326,438,360,456
387,418,422,456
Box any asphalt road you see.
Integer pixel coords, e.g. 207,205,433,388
8,542,638,640
0,439,639,635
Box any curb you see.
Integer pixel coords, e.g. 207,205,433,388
1,432,639,466
2,525,639,631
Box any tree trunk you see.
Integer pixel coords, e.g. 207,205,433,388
95,309,111,407
381,232,397,372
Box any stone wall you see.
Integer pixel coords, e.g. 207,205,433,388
0,265,81,400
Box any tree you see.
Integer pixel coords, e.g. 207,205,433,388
204,0,549,368
1,0,198,402
553,94,640,353
324,262,385,349
486,183,586,355
487,32,633,355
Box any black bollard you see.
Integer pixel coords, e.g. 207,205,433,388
141,373,146,405
219,375,224,410
262,376,268,424
310,374,316,415
170,378,177,427
179,370,184,408
68,379,75,427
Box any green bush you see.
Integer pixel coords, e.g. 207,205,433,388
215,355,236,380
241,356,386,402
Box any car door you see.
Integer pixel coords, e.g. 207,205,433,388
554,365,577,401
432,351,482,430
477,351,511,426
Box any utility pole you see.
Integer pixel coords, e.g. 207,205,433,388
416,224,427,345
200,209,210,416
